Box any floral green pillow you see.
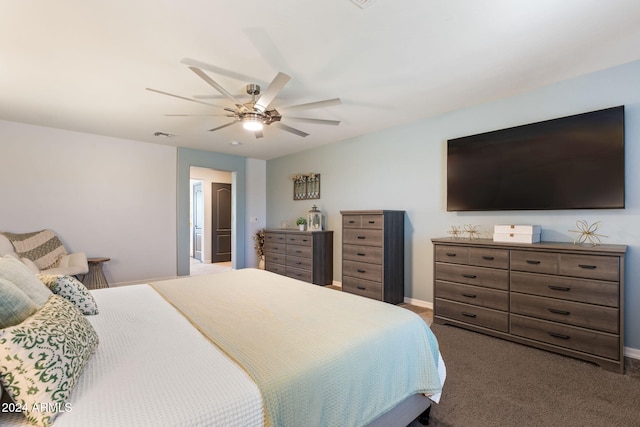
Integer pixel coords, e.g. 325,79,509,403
0,295,99,427
37,274,99,315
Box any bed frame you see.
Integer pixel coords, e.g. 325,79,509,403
367,394,431,426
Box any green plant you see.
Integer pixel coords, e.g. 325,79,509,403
252,229,265,257
296,217,307,226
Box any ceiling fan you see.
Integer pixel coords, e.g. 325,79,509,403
146,61,341,138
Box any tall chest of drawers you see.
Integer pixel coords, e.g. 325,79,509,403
264,229,333,285
341,210,404,304
432,238,627,373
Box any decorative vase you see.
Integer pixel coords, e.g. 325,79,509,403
258,255,265,270
299,224,305,231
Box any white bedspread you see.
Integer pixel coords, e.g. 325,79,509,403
0,284,263,427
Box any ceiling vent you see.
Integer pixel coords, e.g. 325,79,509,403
351,0,376,9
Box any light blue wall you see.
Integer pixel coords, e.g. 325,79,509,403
267,59,640,350
177,148,247,275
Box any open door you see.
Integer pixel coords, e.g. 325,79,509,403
192,181,204,261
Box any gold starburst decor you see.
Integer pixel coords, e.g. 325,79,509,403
463,224,481,240
448,225,463,240
569,220,607,246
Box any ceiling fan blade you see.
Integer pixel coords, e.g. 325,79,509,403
254,72,291,113
192,94,227,100
285,117,340,126
254,130,264,139
188,67,245,110
180,58,260,85
145,88,219,107
273,122,309,137
280,98,342,112
164,114,231,117
209,121,237,132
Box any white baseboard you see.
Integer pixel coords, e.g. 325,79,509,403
403,297,433,309
332,280,342,287
109,275,178,287
625,346,640,360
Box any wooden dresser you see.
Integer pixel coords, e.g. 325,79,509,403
341,210,404,304
264,229,333,285
432,238,626,372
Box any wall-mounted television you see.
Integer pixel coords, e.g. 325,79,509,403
446,106,625,212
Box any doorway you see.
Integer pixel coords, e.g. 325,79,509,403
189,167,233,275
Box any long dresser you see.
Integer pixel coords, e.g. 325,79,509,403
432,237,627,372
341,210,404,304
264,229,333,285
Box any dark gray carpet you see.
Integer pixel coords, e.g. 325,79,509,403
424,323,640,427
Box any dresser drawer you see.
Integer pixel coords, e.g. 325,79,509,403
469,248,509,269
286,234,313,246
343,244,383,264
343,277,382,300
286,255,312,271
510,314,618,360
436,299,508,332
559,254,619,281
511,250,559,274
343,228,383,247
510,271,618,307
343,259,382,283
286,244,312,258
435,245,469,265
510,293,619,333
264,241,286,254
285,267,312,283
264,232,286,243
264,252,286,266
265,262,286,275
342,215,361,229
361,214,384,229
435,281,508,311
435,263,508,290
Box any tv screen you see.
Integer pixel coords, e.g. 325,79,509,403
447,106,625,211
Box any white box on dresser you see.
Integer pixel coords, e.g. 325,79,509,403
494,224,541,243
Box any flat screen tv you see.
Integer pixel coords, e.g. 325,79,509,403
447,106,625,211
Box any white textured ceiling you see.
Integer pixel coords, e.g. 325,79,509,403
2,0,640,160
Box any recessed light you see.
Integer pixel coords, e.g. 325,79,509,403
229,141,242,146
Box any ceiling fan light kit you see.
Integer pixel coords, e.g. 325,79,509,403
147,60,341,139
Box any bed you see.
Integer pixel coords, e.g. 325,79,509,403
1,268,445,427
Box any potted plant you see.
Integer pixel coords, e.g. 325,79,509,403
253,229,265,269
296,217,307,231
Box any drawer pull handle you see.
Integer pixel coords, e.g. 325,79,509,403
548,308,571,316
357,236,366,240
357,269,366,273
357,286,366,290
296,250,302,253
445,253,457,257
461,312,477,318
482,256,495,260
368,221,376,224
348,220,356,224
461,292,477,299
357,253,366,256
302,239,309,242
548,332,570,340
461,274,477,279
578,264,597,270
548,285,571,292
296,262,302,265
526,260,541,265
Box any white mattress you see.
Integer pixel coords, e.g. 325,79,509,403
0,284,264,427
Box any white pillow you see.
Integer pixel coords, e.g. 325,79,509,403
20,257,40,273
0,255,52,306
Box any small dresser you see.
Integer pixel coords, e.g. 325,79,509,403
341,210,404,303
432,238,627,372
264,229,333,285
